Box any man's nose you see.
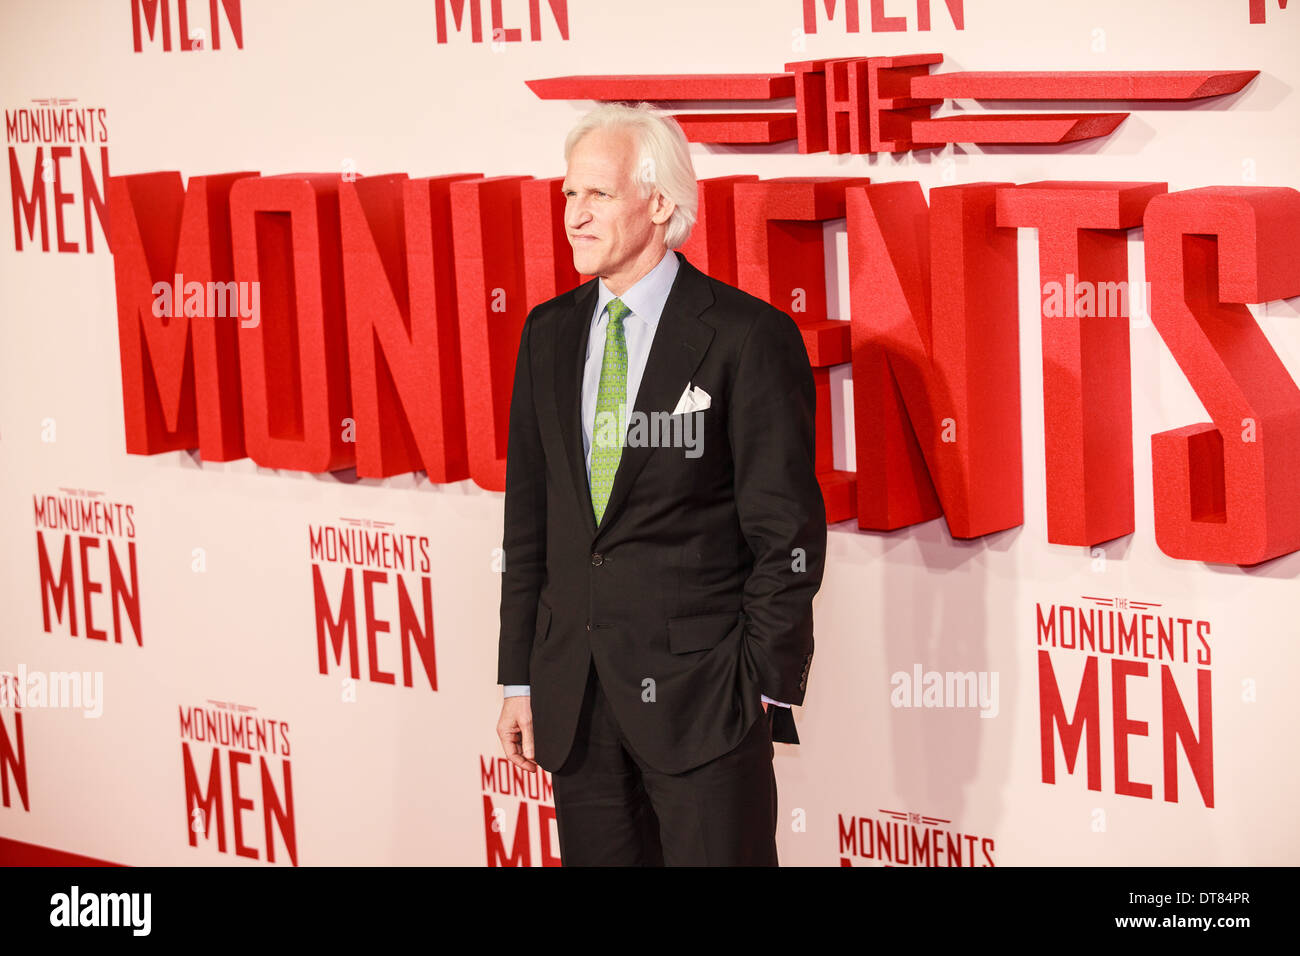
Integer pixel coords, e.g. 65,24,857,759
567,202,592,228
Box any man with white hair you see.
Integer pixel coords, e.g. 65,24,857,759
496,102,826,865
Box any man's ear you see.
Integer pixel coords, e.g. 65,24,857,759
650,191,676,226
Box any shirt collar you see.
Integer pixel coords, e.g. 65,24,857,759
593,247,680,331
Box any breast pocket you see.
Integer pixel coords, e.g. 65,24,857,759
658,406,731,496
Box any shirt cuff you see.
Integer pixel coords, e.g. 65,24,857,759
761,695,791,708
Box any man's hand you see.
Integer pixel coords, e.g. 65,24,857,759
498,696,537,772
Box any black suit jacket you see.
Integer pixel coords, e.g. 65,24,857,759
497,250,827,774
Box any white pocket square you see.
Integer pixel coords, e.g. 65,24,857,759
671,384,711,415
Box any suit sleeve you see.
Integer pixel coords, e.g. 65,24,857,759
728,306,827,706
497,308,547,685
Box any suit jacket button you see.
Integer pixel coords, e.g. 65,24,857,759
591,552,603,566
586,622,592,631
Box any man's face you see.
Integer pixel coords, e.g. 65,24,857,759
563,126,668,287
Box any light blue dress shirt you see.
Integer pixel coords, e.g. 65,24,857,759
505,248,789,709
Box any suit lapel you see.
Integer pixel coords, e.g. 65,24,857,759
556,276,601,539
553,251,717,541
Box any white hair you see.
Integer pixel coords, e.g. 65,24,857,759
563,102,699,250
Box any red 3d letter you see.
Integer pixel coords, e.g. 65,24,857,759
339,173,476,481
1144,186,1300,564
847,181,1021,538
109,170,256,462
230,174,354,473
997,181,1166,547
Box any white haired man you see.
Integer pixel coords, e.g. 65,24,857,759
495,103,826,866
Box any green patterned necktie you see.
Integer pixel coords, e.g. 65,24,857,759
591,297,630,523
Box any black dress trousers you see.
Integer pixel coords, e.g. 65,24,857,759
551,659,779,866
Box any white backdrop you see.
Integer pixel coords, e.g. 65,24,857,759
1,0,1298,865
